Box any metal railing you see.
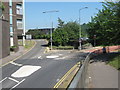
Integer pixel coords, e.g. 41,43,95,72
68,52,92,89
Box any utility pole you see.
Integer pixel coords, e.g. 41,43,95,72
23,0,26,46
78,7,88,50
43,10,59,50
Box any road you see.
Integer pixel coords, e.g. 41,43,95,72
1,40,88,89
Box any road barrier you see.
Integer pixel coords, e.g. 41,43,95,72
68,52,92,89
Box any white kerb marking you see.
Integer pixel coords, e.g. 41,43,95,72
11,65,41,78
0,77,7,83
46,56,59,58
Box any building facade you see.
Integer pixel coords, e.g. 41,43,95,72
0,1,10,58
10,0,23,51
0,0,24,58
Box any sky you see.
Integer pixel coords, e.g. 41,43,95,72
25,2,103,30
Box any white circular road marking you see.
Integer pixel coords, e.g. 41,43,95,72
11,65,41,78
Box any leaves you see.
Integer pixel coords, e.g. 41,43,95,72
87,1,120,46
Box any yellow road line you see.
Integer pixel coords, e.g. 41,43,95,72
53,62,80,88
1,41,36,67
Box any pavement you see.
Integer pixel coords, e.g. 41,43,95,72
1,46,26,67
88,53,119,88
1,40,36,67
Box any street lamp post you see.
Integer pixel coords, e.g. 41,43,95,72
43,10,59,50
78,7,88,50
23,0,26,46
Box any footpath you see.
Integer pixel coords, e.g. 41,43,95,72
1,41,36,67
85,46,120,89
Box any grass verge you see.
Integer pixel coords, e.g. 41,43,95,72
18,40,35,49
108,55,120,70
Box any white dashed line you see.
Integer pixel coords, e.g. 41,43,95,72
89,77,91,79
0,77,7,83
59,54,63,56
46,56,59,58
38,56,41,59
8,77,19,83
10,61,22,66
10,79,25,90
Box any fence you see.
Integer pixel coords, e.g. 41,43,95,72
68,52,92,89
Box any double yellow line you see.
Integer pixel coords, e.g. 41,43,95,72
54,62,81,88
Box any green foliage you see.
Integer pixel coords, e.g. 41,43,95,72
108,55,120,70
52,46,74,50
0,2,5,11
26,29,50,39
81,23,89,37
10,46,17,51
52,20,80,46
87,1,120,46
58,17,64,28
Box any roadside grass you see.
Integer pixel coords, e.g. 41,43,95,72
52,46,74,50
18,40,35,49
108,54,120,70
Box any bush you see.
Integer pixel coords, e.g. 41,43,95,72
52,46,74,50
10,46,17,51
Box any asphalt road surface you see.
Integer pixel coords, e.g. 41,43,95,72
1,40,88,89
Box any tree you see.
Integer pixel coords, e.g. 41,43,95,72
52,18,80,46
87,1,120,46
57,17,64,28
0,2,5,11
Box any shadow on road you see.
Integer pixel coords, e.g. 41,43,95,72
41,44,49,47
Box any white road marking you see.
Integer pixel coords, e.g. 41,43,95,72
8,77,19,83
10,61,22,66
89,77,91,79
55,56,68,60
59,54,63,56
11,65,41,78
46,56,59,58
0,77,7,83
10,79,25,90
56,79,60,82
38,56,41,59
55,57,65,60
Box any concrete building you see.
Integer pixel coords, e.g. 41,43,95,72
0,1,10,58
10,0,23,51
0,0,24,58
27,28,55,35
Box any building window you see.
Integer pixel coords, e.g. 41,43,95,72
17,19,23,29
16,3,23,15
9,0,12,7
10,15,12,24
